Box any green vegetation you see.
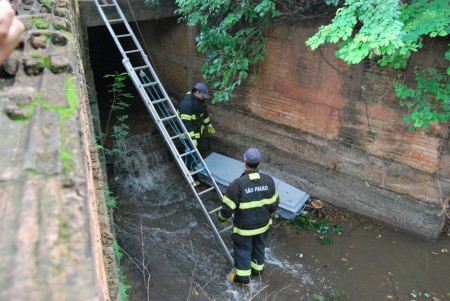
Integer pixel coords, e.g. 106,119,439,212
7,98,37,122
306,0,449,131
175,0,281,102
53,21,67,31
394,66,449,131
313,289,347,301
30,53,51,73
175,0,449,130
104,187,118,209
286,211,343,244
32,17,52,29
104,189,131,299
113,239,131,301
98,72,132,157
29,78,79,174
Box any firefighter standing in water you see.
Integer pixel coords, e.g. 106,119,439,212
218,148,279,285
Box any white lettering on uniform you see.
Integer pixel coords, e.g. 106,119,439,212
246,186,268,194
255,185,269,192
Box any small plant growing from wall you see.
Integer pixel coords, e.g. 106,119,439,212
98,72,132,157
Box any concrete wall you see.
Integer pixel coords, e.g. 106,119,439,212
125,16,449,239
0,0,114,300
79,0,177,27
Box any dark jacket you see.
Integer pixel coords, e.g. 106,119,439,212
177,93,211,139
220,169,279,236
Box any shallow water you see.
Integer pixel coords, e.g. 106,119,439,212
110,135,449,301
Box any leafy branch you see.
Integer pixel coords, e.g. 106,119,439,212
98,72,132,156
176,0,279,103
306,0,450,130
395,67,449,131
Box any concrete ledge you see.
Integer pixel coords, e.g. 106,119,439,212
79,0,178,27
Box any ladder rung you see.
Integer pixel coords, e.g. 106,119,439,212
208,205,222,214
152,98,167,105
134,65,147,71
170,133,184,140
160,115,177,122
124,49,140,54
143,82,158,88
100,3,116,7
117,33,132,38
219,225,233,234
108,18,123,24
180,150,196,157
199,186,216,196
190,169,204,176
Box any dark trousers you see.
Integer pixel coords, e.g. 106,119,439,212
183,134,209,171
232,231,268,283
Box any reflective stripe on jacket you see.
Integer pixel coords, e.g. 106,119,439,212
220,169,279,236
177,92,211,139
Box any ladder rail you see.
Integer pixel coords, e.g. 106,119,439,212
95,0,233,265
191,188,234,264
122,60,195,182
126,59,233,264
137,70,226,203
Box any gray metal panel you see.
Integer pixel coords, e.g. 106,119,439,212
201,153,309,219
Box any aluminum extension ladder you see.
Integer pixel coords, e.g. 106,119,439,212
94,0,233,264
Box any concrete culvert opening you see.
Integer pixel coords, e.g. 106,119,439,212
83,10,450,301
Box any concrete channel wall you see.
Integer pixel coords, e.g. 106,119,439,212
81,3,448,240
0,0,127,299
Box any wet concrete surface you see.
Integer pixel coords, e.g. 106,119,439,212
109,141,450,301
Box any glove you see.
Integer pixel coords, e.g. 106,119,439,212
192,139,198,146
207,124,216,134
217,211,228,225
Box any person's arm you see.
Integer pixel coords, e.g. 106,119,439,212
177,96,197,138
0,1,24,63
218,180,240,223
270,188,280,217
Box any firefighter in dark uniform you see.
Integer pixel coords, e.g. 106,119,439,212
217,148,279,285
177,82,215,157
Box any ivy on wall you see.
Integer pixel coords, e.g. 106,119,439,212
172,0,449,130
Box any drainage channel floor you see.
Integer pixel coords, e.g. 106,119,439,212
110,154,450,301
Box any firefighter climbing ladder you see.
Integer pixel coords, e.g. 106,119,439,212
94,0,233,264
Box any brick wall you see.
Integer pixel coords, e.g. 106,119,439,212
109,15,448,238
246,22,448,174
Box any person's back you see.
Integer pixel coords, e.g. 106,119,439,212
227,170,277,234
218,148,279,285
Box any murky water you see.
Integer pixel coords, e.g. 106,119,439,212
110,133,450,301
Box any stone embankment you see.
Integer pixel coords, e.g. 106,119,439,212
0,0,115,299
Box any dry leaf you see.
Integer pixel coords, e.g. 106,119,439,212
431,251,439,255
341,258,348,262
386,295,394,300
